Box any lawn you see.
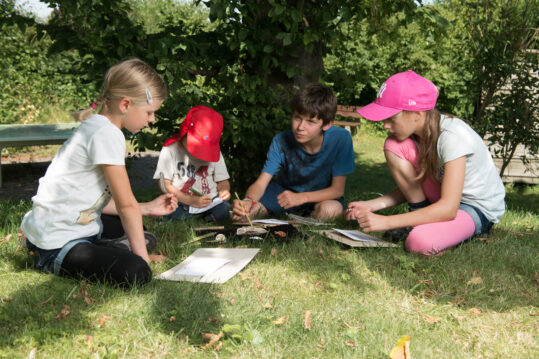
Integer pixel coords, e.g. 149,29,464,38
0,126,537,358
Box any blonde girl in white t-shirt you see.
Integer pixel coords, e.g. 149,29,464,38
346,70,505,256
21,58,178,286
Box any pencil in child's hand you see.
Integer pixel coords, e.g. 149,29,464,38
189,187,203,197
234,192,254,227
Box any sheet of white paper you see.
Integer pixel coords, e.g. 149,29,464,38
175,257,231,277
189,197,224,214
155,248,260,284
251,219,289,225
332,228,378,242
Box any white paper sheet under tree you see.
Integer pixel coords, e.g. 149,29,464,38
155,248,260,283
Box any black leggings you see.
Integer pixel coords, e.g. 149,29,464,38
60,214,152,287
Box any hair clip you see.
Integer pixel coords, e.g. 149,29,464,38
145,88,153,104
91,103,97,110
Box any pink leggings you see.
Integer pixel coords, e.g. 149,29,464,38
384,136,475,255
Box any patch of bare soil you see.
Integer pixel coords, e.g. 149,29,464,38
0,151,160,201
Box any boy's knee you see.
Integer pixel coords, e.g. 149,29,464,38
312,200,343,220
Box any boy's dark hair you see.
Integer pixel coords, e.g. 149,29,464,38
291,83,337,126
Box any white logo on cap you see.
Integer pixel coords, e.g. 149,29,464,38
408,99,416,106
377,83,387,99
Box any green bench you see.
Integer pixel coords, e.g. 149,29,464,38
0,123,80,187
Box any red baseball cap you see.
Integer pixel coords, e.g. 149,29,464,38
163,105,223,162
357,70,438,121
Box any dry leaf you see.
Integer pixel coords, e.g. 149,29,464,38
522,290,533,299
0,234,12,244
214,341,223,351
319,249,325,257
98,315,111,327
55,305,71,320
85,335,93,349
149,253,167,263
533,271,538,284
170,316,176,322
271,315,286,325
304,310,312,330
529,311,539,316
422,314,441,324
263,302,273,309
39,295,54,306
239,272,248,280
229,298,236,304
467,277,483,285
389,335,411,359
202,332,222,350
456,298,466,306
27,347,37,359
84,296,93,305
314,280,322,287
450,313,465,320
418,289,436,298
271,248,279,256
345,341,357,347
343,321,362,329
469,308,481,316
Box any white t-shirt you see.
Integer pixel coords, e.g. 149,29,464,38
153,142,229,199
437,116,505,223
21,114,125,249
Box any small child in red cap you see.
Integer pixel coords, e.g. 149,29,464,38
153,105,231,223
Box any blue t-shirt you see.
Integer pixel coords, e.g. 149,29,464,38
262,126,355,193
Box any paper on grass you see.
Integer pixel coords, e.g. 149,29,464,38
155,248,260,283
251,218,290,225
175,257,231,277
332,228,378,242
189,197,224,214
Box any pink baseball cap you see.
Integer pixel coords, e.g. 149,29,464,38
163,105,223,162
357,70,438,121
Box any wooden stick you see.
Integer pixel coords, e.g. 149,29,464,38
234,192,254,227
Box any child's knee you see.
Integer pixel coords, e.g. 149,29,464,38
405,229,435,256
122,256,152,286
312,200,343,219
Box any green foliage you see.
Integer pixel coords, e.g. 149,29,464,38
444,0,539,176
0,0,93,124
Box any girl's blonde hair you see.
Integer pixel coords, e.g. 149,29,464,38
71,57,167,121
415,108,441,182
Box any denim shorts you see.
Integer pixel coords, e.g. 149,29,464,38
259,181,345,215
459,202,493,235
27,236,98,275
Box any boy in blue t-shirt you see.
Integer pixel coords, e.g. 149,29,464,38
232,83,355,220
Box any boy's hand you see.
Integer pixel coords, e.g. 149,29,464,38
190,195,212,208
232,199,252,219
345,201,373,220
218,190,231,201
277,190,304,209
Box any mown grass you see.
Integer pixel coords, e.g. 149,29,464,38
0,126,537,358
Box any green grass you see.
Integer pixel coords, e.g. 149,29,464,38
0,128,537,358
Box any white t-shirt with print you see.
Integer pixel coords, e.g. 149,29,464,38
21,114,125,249
153,142,229,199
437,116,505,223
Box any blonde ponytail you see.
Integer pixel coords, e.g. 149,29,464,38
70,57,167,121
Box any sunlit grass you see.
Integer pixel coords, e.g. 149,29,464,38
0,128,537,358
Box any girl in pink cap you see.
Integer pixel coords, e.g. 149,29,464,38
347,70,505,256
